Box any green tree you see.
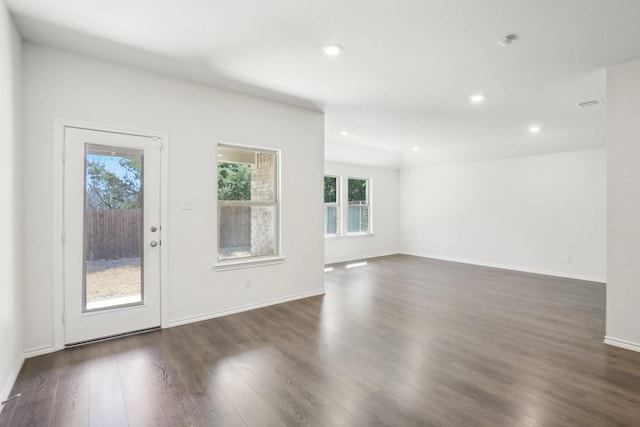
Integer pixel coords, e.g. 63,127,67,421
86,157,141,210
348,178,367,202
324,176,337,203
218,162,251,200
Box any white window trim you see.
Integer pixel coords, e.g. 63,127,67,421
214,255,285,271
216,143,282,266
326,233,375,240
346,176,372,236
324,175,341,237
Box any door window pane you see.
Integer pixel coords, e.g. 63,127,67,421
84,146,143,311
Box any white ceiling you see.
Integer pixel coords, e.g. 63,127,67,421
7,0,640,168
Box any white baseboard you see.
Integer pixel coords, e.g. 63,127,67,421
167,289,326,328
1,354,24,407
604,336,640,353
325,251,399,266
401,252,607,283
24,345,56,359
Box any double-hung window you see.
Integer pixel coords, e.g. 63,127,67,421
217,144,279,262
324,176,340,236
347,177,370,234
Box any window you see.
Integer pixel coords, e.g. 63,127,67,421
347,177,369,234
217,144,279,261
324,176,340,236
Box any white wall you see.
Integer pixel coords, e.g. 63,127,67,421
324,161,399,264
399,149,606,282
325,139,402,169
22,43,324,352
606,56,640,352
0,2,23,403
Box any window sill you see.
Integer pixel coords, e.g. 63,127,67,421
326,233,374,239
214,256,285,271
324,234,342,239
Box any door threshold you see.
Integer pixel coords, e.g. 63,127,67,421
65,326,160,348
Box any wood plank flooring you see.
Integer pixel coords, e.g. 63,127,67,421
2,254,640,426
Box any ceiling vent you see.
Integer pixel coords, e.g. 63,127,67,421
578,99,603,108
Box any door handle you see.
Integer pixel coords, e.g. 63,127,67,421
150,240,158,247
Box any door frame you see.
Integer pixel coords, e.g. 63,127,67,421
53,118,169,351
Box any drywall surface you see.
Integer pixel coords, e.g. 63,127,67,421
22,43,324,351
606,56,640,351
0,3,23,403
324,161,399,264
399,149,606,282
325,139,402,169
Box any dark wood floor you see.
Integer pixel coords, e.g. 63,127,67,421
2,254,640,426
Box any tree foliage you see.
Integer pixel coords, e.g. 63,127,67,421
348,178,367,202
86,157,142,210
324,176,337,203
218,162,251,200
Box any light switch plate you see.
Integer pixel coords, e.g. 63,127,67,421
181,198,194,210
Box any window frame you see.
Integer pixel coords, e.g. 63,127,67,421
324,175,341,237
346,176,371,235
215,143,282,269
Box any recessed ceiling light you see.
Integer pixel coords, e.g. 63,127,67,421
469,94,485,103
529,125,541,133
323,44,343,56
498,34,518,47
340,130,349,136
412,147,420,152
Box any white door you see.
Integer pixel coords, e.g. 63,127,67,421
63,127,162,345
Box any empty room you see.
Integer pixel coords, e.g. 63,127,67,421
2,0,640,426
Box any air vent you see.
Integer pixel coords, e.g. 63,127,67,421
578,99,603,108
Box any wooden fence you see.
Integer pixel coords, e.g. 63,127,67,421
85,209,141,261
86,207,253,261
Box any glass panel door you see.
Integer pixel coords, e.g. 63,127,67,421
63,127,162,345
